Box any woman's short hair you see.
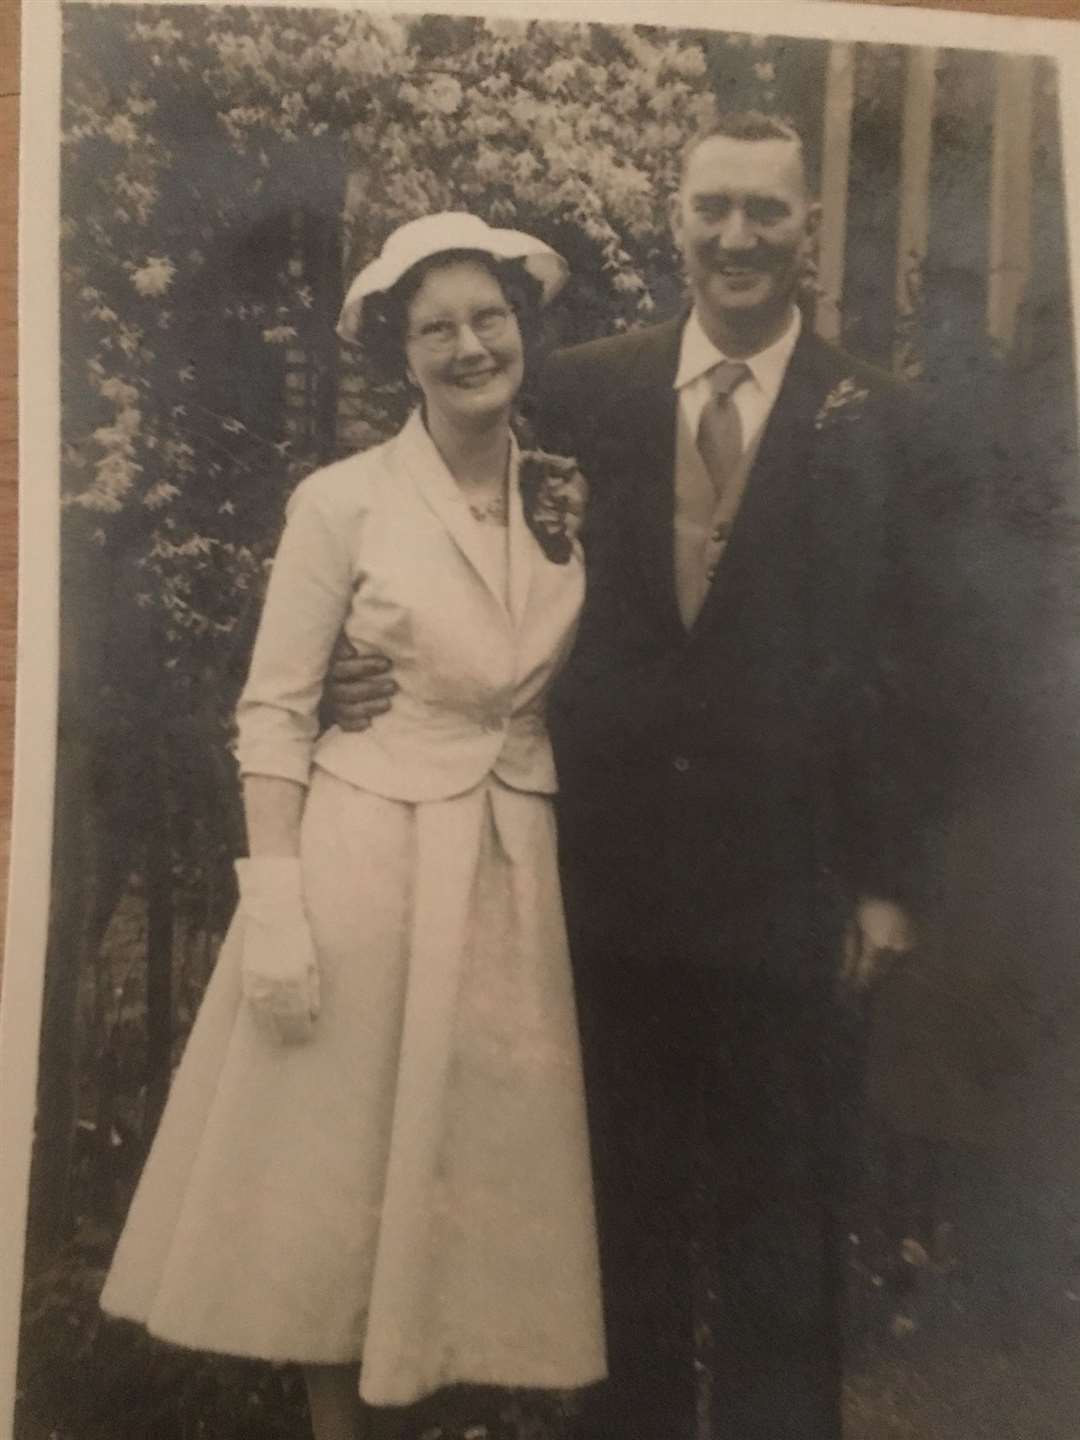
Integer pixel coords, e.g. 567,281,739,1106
358,249,545,387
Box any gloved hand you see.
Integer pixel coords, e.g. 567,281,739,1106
235,856,320,1045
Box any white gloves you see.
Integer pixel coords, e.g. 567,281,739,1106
235,857,320,1045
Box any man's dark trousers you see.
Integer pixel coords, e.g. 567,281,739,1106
561,820,863,1440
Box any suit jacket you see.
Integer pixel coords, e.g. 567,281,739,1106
236,409,585,801
534,315,956,979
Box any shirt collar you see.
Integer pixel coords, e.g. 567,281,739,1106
674,305,802,404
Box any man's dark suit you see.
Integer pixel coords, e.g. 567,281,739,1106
534,314,956,1439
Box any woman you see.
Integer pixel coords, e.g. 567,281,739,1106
101,213,604,1440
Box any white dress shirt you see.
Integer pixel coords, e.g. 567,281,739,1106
674,304,802,454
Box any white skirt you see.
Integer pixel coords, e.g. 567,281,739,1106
100,768,606,1405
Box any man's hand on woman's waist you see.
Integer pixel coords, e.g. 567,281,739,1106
324,634,397,732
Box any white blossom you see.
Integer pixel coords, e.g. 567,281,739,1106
104,115,139,147
143,481,181,510
98,376,139,407
426,76,463,116
131,256,176,297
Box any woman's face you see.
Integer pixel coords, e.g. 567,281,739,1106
404,260,525,432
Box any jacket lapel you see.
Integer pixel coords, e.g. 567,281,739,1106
398,409,511,619
621,317,685,638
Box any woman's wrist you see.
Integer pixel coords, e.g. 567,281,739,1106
242,774,306,858
235,855,306,910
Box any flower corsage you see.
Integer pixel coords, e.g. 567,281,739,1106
814,376,871,431
519,449,588,565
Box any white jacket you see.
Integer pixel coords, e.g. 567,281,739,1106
235,410,585,801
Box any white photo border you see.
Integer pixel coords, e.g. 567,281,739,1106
5,3,1080,1437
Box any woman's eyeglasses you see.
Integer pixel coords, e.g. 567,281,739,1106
407,306,515,355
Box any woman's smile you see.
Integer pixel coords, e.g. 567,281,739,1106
450,364,500,389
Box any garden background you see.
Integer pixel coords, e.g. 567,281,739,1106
15,5,1080,1437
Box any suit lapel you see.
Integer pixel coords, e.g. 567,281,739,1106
621,317,684,637
398,409,511,620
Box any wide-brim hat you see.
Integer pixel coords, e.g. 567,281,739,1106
336,211,568,344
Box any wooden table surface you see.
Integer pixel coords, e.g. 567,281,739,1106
0,0,1077,975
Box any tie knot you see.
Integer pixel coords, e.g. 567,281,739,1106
709,360,752,401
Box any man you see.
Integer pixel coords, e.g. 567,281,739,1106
332,114,955,1439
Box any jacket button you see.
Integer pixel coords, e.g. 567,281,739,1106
673,755,691,773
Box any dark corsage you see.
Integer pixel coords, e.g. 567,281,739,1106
519,449,588,565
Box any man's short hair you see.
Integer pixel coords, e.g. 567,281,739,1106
679,111,813,193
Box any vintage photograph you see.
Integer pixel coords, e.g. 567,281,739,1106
6,1,1080,1437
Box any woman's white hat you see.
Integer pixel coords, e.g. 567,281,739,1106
336,212,568,344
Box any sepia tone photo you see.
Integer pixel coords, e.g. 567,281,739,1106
5,1,1080,1437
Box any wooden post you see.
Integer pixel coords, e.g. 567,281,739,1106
815,42,855,344
894,48,937,378
988,54,1035,359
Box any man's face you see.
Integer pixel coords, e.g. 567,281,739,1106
671,135,819,345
